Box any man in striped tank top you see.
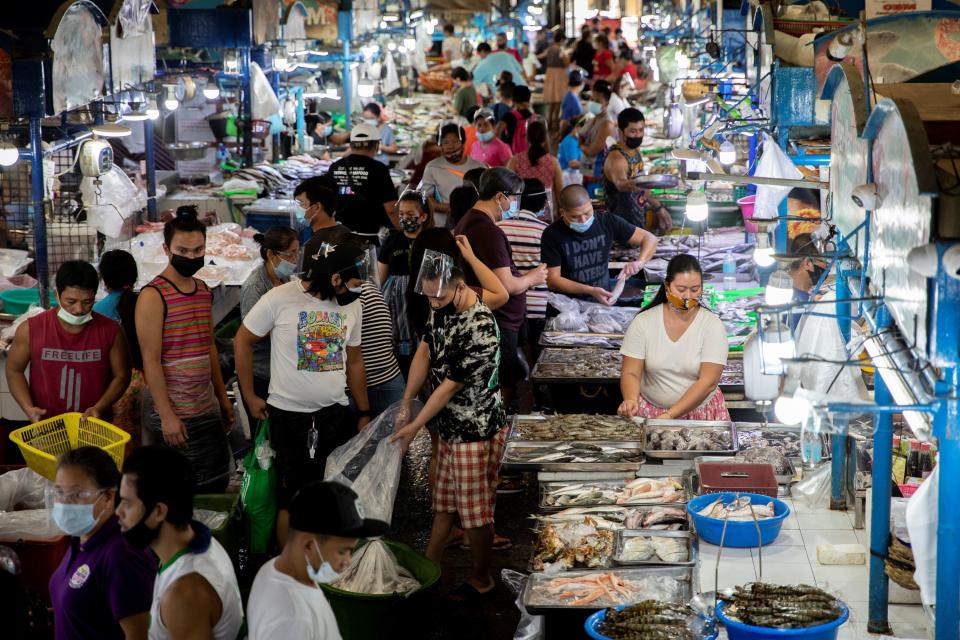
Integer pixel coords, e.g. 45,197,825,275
136,209,234,493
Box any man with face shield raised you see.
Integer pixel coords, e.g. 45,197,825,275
419,123,487,226
541,184,657,305
235,235,372,545
390,246,507,601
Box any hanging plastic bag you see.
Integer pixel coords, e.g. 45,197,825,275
502,569,544,640
240,419,277,554
81,165,147,238
792,461,831,510
752,135,803,220
906,465,938,606
249,62,282,121
324,401,422,525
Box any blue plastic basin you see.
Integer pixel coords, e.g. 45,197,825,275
717,600,849,640
687,492,790,548
585,605,718,640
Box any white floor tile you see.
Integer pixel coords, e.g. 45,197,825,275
769,528,805,547
781,511,801,530
888,604,931,628
753,543,810,566
798,511,856,530
755,560,816,585
699,564,756,591
698,542,753,561
853,528,871,547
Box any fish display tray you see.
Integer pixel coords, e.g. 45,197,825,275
531,348,623,382
502,441,645,472
534,505,691,533
695,455,797,485
521,566,696,614
509,414,644,443
735,423,832,460
644,420,739,460
613,530,697,567
540,331,623,349
539,478,691,511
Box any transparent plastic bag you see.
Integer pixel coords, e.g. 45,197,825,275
333,539,421,595
906,465,937,606
792,461,831,510
0,468,50,512
752,135,802,220
324,401,423,525
81,166,146,238
502,569,544,640
546,293,589,332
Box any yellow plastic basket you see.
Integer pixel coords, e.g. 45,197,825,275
8,413,130,481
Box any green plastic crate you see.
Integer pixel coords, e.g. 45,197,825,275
320,540,441,640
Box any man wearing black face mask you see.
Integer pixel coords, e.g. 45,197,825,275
117,446,243,640
419,123,487,226
136,207,234,493
602,108,672,234
235,234,372,545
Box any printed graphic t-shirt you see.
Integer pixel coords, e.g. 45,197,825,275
243,280,362,413
540,212,637,291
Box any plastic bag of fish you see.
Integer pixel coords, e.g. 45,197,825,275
530,518,616,571
526,570,689,608
647,426,733,452
696,495,777,521
617,534,690,563
331,540,421,595
543,478,686,507
505,442,643,464
513,415,641,442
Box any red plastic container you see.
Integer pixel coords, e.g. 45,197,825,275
698,462,778,498
0,533,69,605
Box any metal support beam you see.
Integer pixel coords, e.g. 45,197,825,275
339,10,353,119
867,325,893,634
29,117,49,310
240,48,254,167
935,379,960,640
143,120,158,222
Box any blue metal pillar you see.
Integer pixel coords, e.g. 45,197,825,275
339,10,353,119
867,314,892,633
294,86,305,153
830,234,853,509
29,117,49,310
240,47,254,167
935,378,960,640
143,120,158,222
775,198,788,254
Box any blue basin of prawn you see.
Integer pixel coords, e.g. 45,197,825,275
717,600,849,639
585,605,718,640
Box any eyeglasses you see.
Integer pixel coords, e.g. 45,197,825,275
48,487,107,503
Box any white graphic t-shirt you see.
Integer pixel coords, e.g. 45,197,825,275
243,281,362,412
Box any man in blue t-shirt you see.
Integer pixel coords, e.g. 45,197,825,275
560,70,585,127
541,185,657,305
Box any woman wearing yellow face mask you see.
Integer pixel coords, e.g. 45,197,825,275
618,254,731,420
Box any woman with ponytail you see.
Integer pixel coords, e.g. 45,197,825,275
618,254,730,420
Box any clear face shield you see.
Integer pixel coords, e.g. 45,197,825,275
414,250,456,298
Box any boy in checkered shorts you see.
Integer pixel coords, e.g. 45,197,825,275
392,255,506,601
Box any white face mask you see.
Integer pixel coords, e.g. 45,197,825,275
305,541,341,584
52,501,101,537
58,307,93,326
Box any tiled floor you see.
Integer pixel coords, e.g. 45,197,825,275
698,497,931,639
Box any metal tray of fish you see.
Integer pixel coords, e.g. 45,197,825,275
644,420,738,460
503,441,645,472
509,414,643,442
695,455,797,485
735,423,832,460
614,530,697,566
534,505,690,532
532,348,623,381
719,358,744,388
529,519,617,571
540,331,623,349
539,477,690,511
521,566,696,613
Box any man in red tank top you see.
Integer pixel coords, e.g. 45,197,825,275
6,261,131,422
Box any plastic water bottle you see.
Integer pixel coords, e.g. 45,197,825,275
722,250,737,290
802,424,823,469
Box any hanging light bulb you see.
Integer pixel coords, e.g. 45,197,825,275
146,96,161,120
765,270,794,306
163,84,180,111
774,390,810,425
759,320,796,375
0,141,19,166
203,83,221,100
718,140,736,165
357,78,376,98
123,90,151,121
754,235,775,267
685,191,708,222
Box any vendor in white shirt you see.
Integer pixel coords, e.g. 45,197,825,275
247,481,388,640
784,234,870,401
618,254,731,420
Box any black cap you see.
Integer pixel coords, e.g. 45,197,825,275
300,235,365,279
289,481,389,538
568,69,584,86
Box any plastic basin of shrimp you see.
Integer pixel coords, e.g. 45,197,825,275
716,600,849,640
687,492,790,548
585,605,718,640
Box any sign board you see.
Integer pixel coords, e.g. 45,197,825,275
866,0,932,19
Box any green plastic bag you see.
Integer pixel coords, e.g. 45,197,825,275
240,419,276,554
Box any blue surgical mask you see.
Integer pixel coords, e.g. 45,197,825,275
274,258,297,280
58,307,93,326
323,125,333,137
347,285,363,294
295,204,310,225
477,131,495,143
501,196,519,220
306,543,341,585
587,101,602,116
52,501,100,537
363,118,379,127
568,216,595,233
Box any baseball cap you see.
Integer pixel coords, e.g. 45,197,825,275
289,481,389,538
350,122,381,143
300,235,366,280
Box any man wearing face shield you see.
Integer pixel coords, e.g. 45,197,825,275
235,236,372,545
455,168,548,409
602,108,672,234
419,123,487,226
541,184,656,305
248,481,388,639
390,249,507,601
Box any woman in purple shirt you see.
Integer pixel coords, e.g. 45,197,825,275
48,447,156,639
